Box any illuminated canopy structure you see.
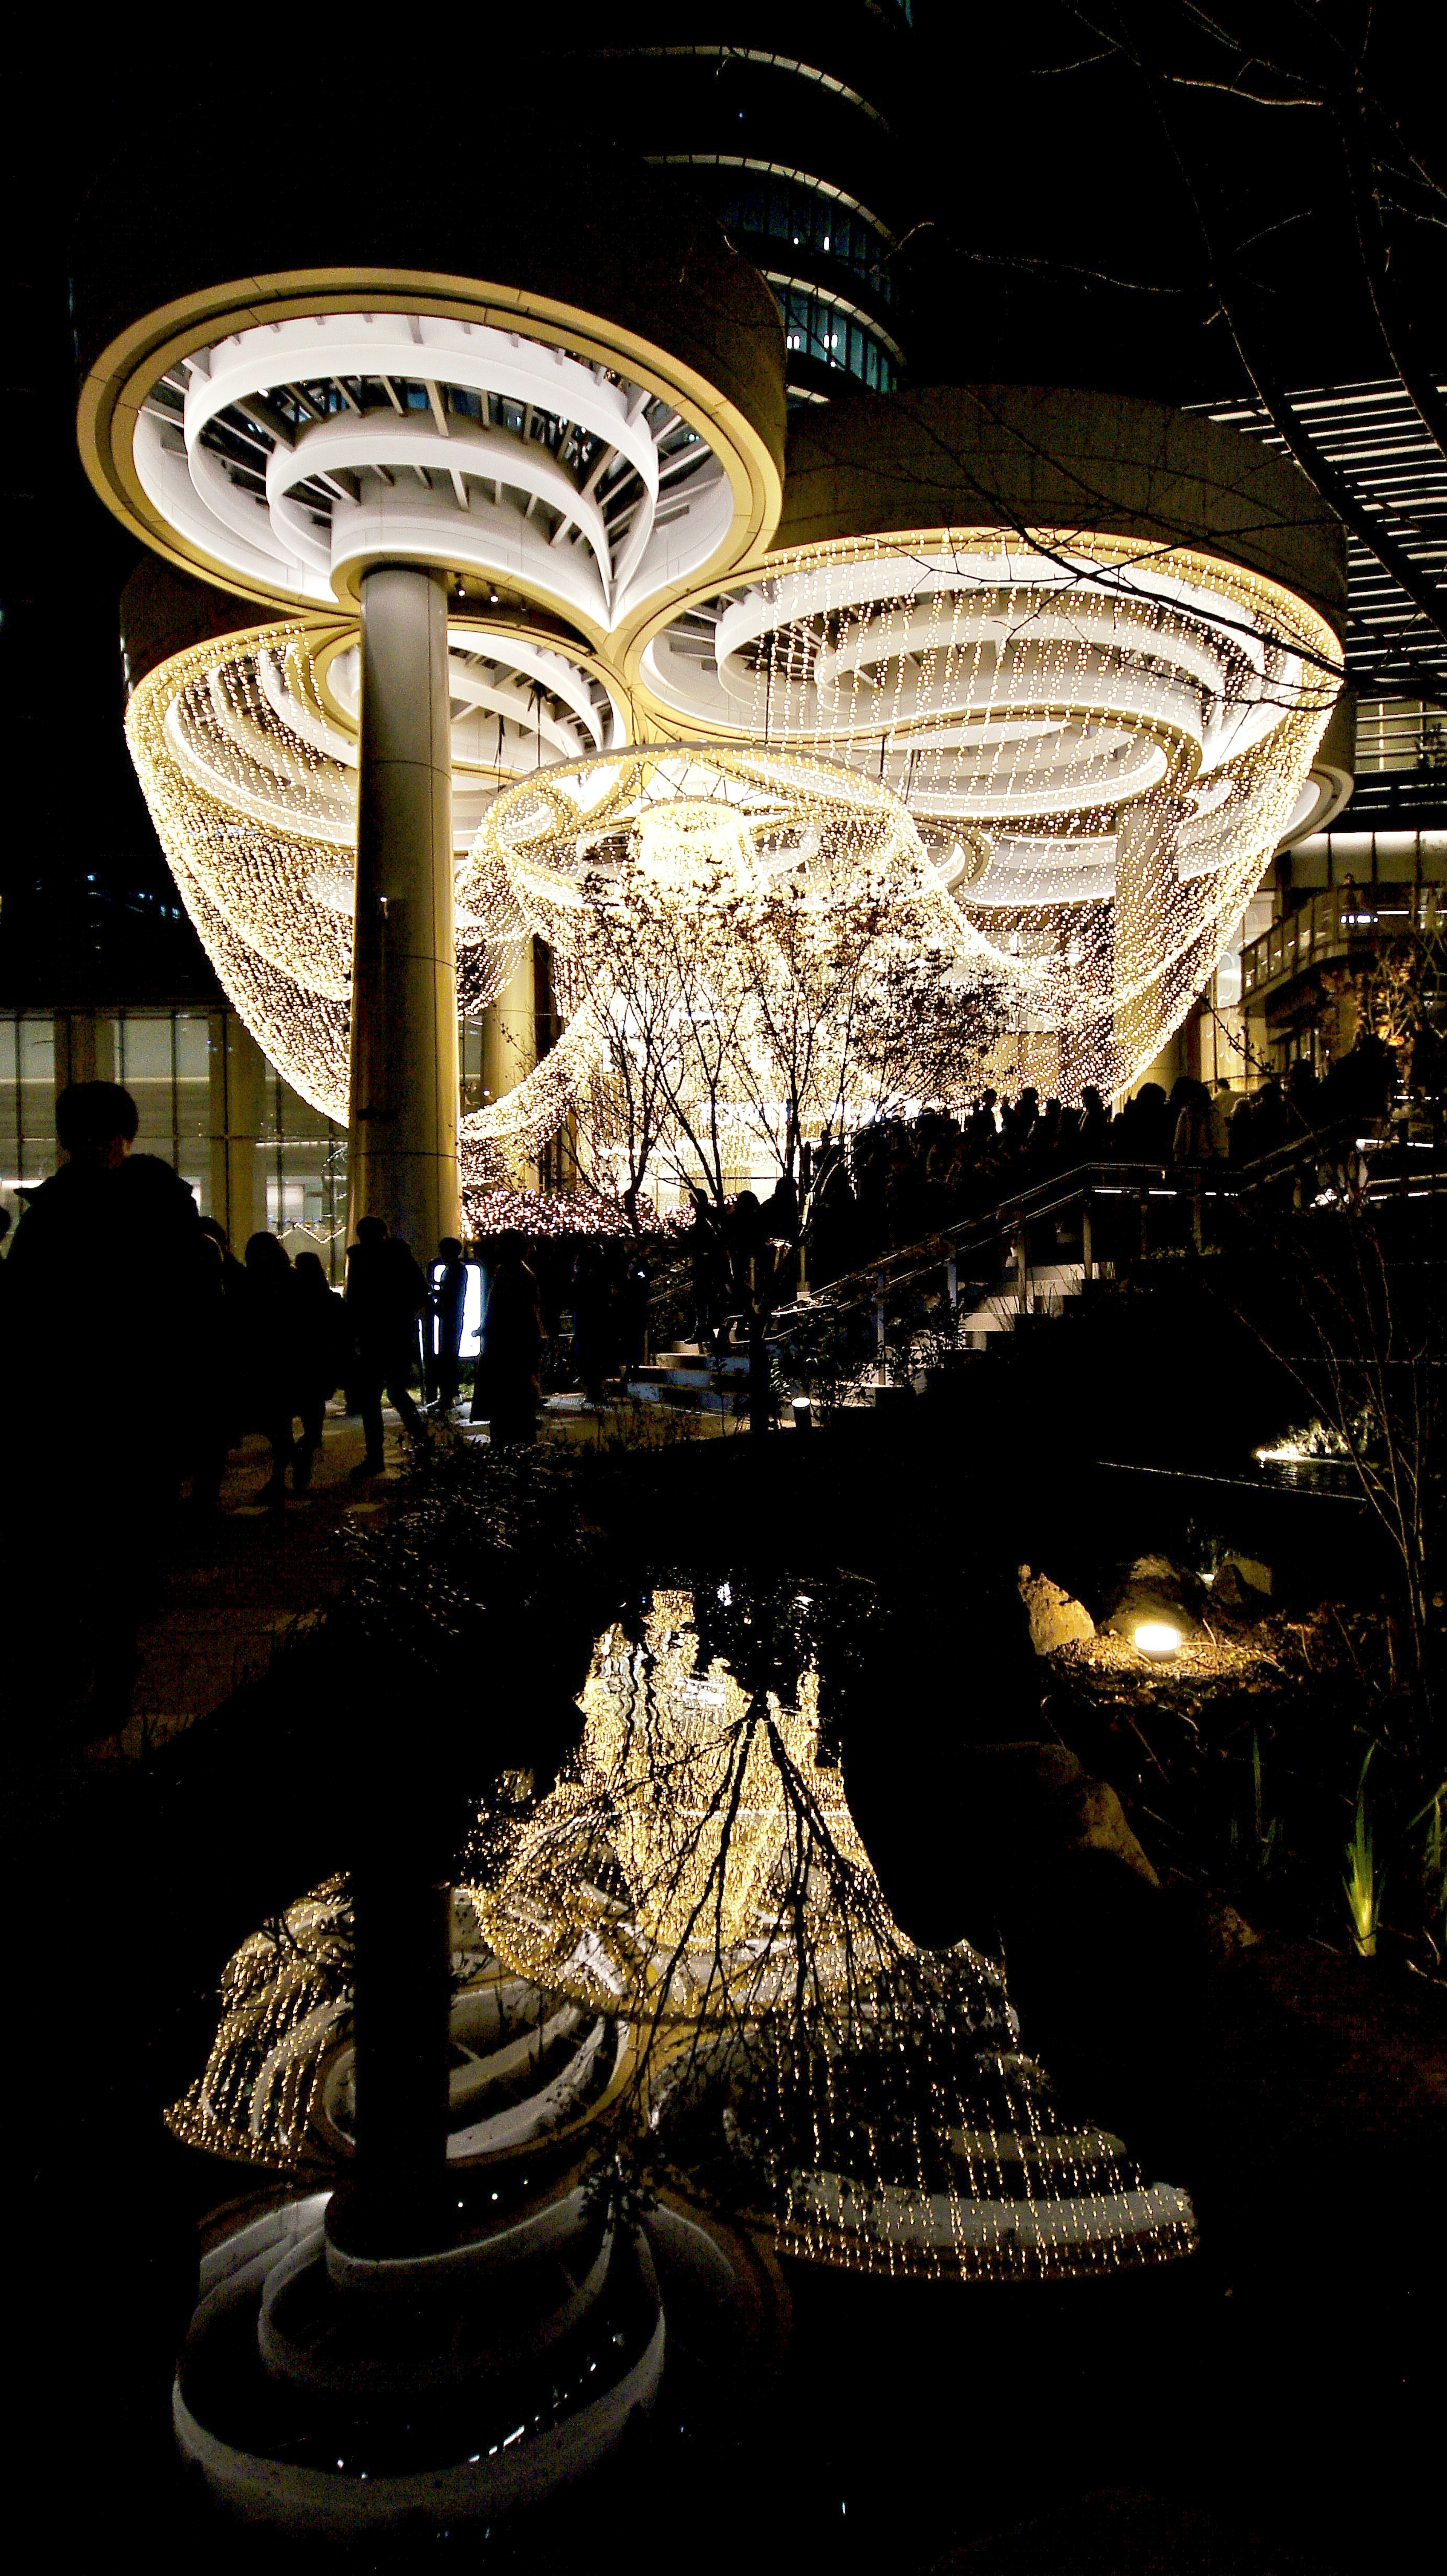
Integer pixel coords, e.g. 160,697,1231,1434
455,741,1006,1195
109,372,1349,1210
78,145,785,1246
632,388,1352,1101
83,145,1349,1217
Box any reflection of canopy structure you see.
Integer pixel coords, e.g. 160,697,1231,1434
471,1587,1196,2279
167,1879,625,2172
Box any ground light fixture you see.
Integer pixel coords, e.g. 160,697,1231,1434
1133,1620,1182,1659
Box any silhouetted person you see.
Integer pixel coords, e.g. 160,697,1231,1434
3,1080,210,1731
1253,1075,1288,1160
242,1233,304,1503
1285,1057,1322,1133
294,1250,348,1472
571,1239,615,1403
345,1215,426,1474
619,1255,649,1373
1077,1085,1111,1156
426,1237,469,1413
1171,1078,1216,1164
1349,1028,1397,1120
1228,1088,1256,1165
473,1231,543,1443
189,1218,246,1509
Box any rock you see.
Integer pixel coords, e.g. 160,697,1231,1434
1223,1552,1273,1597
1102,1552,1204,1643
1017,1564,1095,1654
1170,1887,1262,1960
958,1741,1159,1889
1210,1562,1265,1616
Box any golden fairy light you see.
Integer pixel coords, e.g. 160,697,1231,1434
123,522,1343,1169
125,622,550,1122
460,744,1008,1198
641,527,1344,1099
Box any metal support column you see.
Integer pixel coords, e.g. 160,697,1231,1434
349,564,460,1258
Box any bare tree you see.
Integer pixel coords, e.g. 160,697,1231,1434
563,849,1005,1421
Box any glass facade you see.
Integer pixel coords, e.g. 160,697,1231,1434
774,283,897,392
257,1058,349,1275
1354,700,1447,775
0,1014,57,1236
0,1008,349,1279
715,172,894,304
109,1011,213,1205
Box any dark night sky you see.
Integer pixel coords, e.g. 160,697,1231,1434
2,6,1436,989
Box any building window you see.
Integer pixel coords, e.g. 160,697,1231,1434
263,1062,348,1278
0,1014,56,1236
774,285,895,391
716,172,895,304
1355,700,1447,774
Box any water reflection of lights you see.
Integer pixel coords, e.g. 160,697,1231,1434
469,1584,1196,2279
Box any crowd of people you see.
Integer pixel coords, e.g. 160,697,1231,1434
0,1083,554,1524
0,1038,1423,1538
788,1037,1412,1277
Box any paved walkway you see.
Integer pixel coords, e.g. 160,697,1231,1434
103,1384,734,1760
110,1401,413,1759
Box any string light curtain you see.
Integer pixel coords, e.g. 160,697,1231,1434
459,743,1009,1198
643,528,1343,1097
125,622,526,1121
125,531,1342,1174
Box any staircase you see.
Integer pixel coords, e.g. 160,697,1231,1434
626,1341,749,1406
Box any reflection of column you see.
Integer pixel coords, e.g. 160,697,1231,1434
1113,796,1184,1089
349,565,460,1256
210,1008,266,1245
347,1853,453,2253
479,940,539,1188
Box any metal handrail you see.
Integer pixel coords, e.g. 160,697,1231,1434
769,1113,1447,1340
1241,882,1445,999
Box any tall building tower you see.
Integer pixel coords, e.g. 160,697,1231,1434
573,5,915,405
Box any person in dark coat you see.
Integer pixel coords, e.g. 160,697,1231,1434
571,1240,615,1405
426,1236,469,1414
6,1080,210,1475
241,1233,304,1502
293,1250,348,1477
345,1216,427,1473
189,1219,246,1509
2,1080,213,1729
471,1232,544,1443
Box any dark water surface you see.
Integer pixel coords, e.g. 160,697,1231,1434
13,1426,1440,2572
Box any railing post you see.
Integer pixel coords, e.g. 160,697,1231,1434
1016,1220,1029,1318
875,1274,887,1386
1081,1187,1094,1282
946,1253,958,1313
1191,1169,1204,1253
